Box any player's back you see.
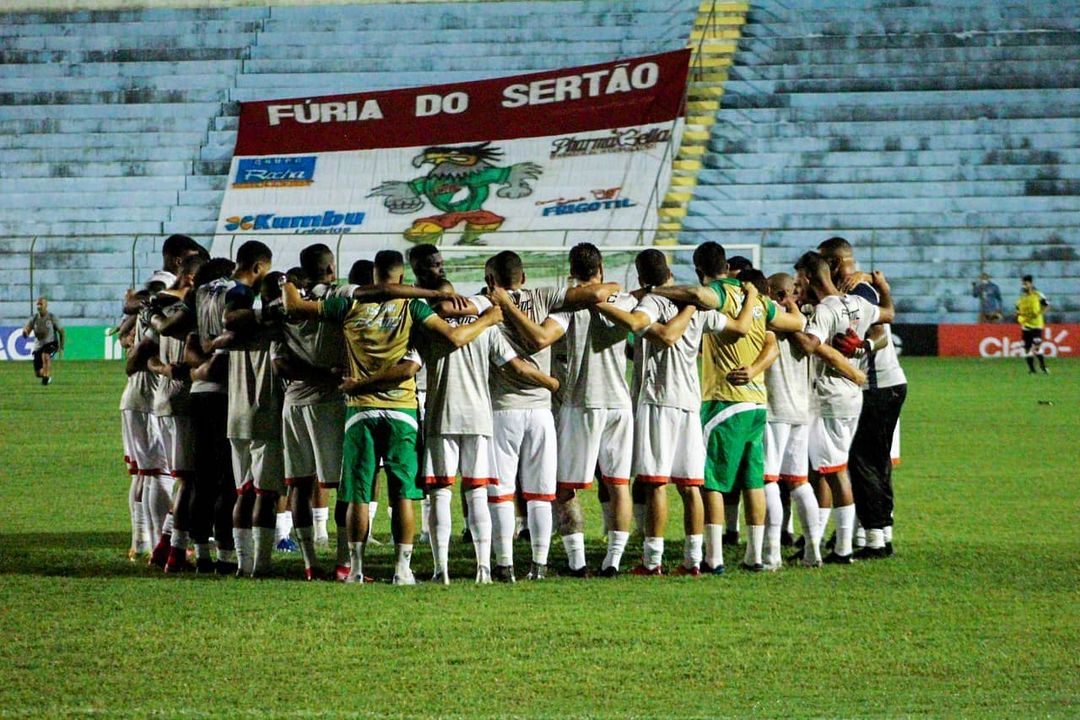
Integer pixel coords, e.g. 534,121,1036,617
849,282,906,390
277,283,349,407
490,286,562,411
807,293,879,418
151,303,192,417
556,292,635,410
332,296,426,409
765,326,810,425
701,278,773,405
420,314,508,436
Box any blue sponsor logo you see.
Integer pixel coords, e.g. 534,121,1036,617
223,210,365,234
233,156,317,188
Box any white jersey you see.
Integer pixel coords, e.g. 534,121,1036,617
419,296,516,436
850,282,907,390
804,294,880,419
119,314,159,413
190,277,232,395
148,302,192,418
632,293,729,411
490,286,564,412
547,292,636,410
272,283,350,407
765,325,811,425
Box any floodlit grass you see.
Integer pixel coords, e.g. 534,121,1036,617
0,359,1077,718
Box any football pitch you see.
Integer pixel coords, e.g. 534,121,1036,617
0,358,1076,719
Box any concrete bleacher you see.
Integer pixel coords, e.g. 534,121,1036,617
682,0,1080,322
0,0,696,326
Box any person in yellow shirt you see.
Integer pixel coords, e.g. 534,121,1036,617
1016,274,1050,374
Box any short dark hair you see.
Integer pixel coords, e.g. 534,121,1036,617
818,236,853,258
635,248,669,286
794,250,832,285
235,240,272,271
285,266,309,289
692,242,727,276
193,258,235,289
738,268,768,295
568,243,602,282
260,271,284,301
489,250,524,287
348,259,375,286
726,255,753,273
374,250,404,278
408,243,440,270
162,233,203,259
299,243,334,280
179,253,207,277
1022,274,1034,283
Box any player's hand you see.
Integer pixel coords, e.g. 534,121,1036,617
870,270,890,294
441,293,471,313
831,328,864,357
339,377,366,396
839,272,872,294
489,287,513,308
726,366,753,386
741,282,759,301
481,304,504,325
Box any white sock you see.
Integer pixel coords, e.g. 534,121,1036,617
791,483,821,563
216,544,236,564
170,528,190,550
312,507,329,542
136,500,152,551
854,517,866,548
466,488,492,571
600,501,613,535
431,488,452,576
490,501,515,567
366,501,379,542
683,534,703,569
764,483,783,568
866,527,885,550
275,511,292,544
526,500,552,566
884,525,893,544
349,541,365,581
395,543,413,577
643,536,664,570
632,503,645,535
161,511,174,538
194,543,212,562
724,502,740,535
562,532,586,571
420,495,431,538
296,526,316,569
818,507,832,540
514,513,525,539
233,528,253,575
145,474,174,542
128,479,144,552
747,525,765,566
603,531,629,571
833,504,856,556
705,524,724,569
252,526,274,575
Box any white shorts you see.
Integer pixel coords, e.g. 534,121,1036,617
230,437,285,495
144,414,169,477
556,406,633,490
809,416,858,475
121,409,158,476
423,434,498,488
891,419,901,466
155,415,195,478
282,400,345,488
633,404,705,487
764,421,809,484
490,408,557,502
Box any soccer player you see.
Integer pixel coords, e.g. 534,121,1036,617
1016,274,1050,375
648,242,807,573
23,297,63,386
819,237,908,558
483,250,618,579
281,250,502,584
418,280,560,583
790,251,892,564
488,243,635,576
595,249,756,575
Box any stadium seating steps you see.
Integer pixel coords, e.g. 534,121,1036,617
0,0,1077,325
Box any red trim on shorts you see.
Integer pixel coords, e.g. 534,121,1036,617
285,474,317,487
423,475,456,487
127,466,139,476
123,454,131,463
672,477,704,487
522,492,556,502
236,481,254,495
764,474,780,483
462,476,497,488
891,458,901,466
137,468,163,477
636,474,670,485
601,475,630,486
487,494,515,503
817,463,847,475
780,474,808,485
557,481,593,490
254,488,281,497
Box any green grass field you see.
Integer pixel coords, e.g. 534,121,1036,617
0,358,1077,719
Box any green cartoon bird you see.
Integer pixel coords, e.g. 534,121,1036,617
369,142,542,246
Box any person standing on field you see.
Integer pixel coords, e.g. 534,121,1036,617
23,297,64,386
1016,274,1050,375
971,273,1003,323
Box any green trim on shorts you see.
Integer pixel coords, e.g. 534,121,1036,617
701,399,767,493
340,406,422,504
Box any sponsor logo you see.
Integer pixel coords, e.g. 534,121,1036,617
550,126,673,159
0,328,33,361
978,327,1072,358
223,210,365,234
538,187,636,217
233,156,317,189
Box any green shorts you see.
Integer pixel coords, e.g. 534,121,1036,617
341,406,423,504
701,400,767,493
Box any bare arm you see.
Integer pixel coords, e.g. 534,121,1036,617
191,351,228,384
722,284,760,337
651,284,720,310
352,283,466,308
422,306,504,349
559,282,621,311
126,337,157,376
816,342,867,386
642,304,696,348
340,360,421,396
871,271,895,324
767,302,807,333
499,357,560,393
152,306,193,339
726,331,780,386
123,289,148,315
280,282,322,320
489,288,565,353
594,302,654,335
273,353,341,386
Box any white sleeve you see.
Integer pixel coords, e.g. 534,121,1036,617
487,327,518,367
634,294,663,325
546,311,572,332
804,303,835,345
403,348,424,370
700,309,729,334
865,299,881,327
469,294,493,315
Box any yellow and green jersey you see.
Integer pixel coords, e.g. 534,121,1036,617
320,295,434,409
1016,290,1047,329
700,278,776,405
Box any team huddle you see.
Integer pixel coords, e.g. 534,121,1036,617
118,234,906,584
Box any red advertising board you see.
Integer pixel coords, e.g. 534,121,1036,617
938,324,1079,357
